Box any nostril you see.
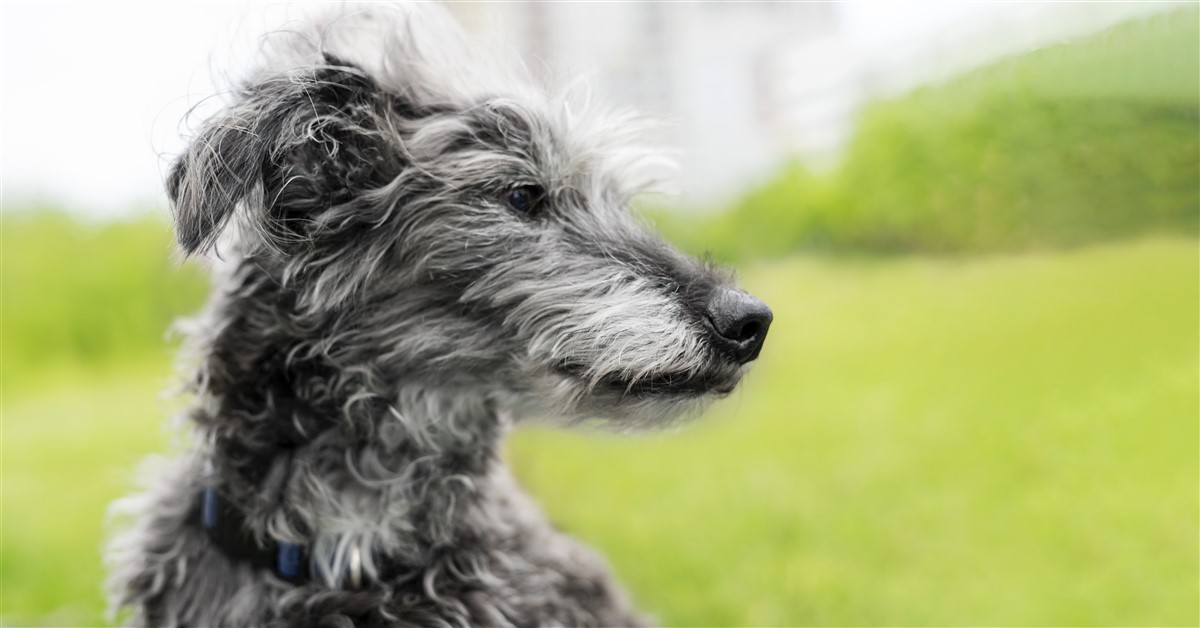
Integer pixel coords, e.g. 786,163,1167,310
735,320,762,342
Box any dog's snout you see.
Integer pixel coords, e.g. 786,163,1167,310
705,288,772,364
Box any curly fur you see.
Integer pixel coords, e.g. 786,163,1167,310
106,5,767,626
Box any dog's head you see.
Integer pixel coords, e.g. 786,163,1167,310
170,7,771,425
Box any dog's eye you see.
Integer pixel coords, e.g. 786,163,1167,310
504,186,543,214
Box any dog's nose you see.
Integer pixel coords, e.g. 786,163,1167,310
705,288,772,364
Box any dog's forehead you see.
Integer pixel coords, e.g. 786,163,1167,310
459,93,660,192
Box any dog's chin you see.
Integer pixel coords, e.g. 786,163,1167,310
512,361,748,427
556,361,745,399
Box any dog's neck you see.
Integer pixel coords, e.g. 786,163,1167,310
187,261,512,581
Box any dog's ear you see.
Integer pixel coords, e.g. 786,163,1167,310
167,57,393,255
166,83,294,255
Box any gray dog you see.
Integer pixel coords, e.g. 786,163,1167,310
106,6,771,627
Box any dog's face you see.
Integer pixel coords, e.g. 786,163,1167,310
170,9,770,425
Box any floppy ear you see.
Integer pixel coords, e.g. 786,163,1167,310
166,57,392,255
166,87,287,254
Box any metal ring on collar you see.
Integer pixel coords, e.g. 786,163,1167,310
348,545,363,589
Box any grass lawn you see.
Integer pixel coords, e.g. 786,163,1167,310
3,238,1197,626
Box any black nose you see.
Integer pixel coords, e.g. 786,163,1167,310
705,288,773,364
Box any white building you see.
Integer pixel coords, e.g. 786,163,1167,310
448,2,842,207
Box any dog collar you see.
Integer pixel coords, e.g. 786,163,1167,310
200,487,357,586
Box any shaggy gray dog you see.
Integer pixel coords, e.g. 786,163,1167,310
106,6,771,627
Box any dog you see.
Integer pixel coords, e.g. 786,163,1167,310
106,6,771,626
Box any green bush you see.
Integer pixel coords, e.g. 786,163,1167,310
2,208,208,388
659,8,1200,260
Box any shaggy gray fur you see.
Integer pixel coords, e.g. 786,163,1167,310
106,6,767,627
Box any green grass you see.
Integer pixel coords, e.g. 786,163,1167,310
3,238,1197,626
2,362,180,626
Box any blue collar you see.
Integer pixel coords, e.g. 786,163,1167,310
200,487,308,583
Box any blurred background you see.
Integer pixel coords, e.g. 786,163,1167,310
2,2,1197,626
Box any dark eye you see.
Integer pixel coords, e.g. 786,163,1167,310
504,185,543,214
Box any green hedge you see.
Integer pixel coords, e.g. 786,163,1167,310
656,8,1199,259
2,209,208,386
